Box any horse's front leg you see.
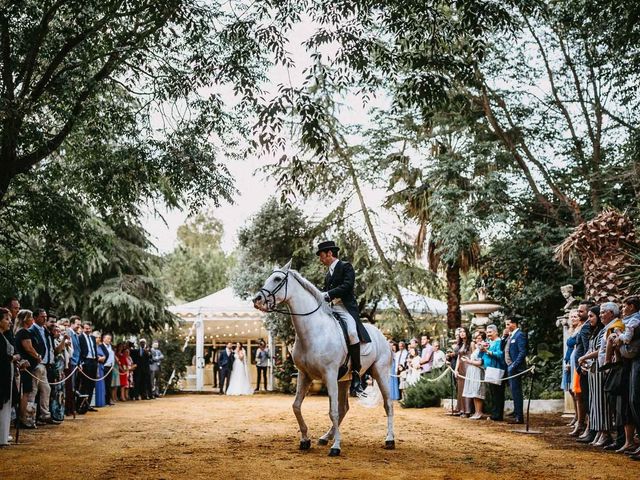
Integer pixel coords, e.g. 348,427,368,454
319,380,350,446
371,361,395,449
292,370,312,450
325,377,342,456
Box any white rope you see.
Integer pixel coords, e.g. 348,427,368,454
78,365,114,382
391,365,535,384
22,365,78,386
450,365,535,383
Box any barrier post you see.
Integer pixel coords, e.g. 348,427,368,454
14,367,22,445
445,366,456,415
513,366,541,435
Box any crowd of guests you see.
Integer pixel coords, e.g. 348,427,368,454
389,316,529,424
562,296,640,460
0,298,165,447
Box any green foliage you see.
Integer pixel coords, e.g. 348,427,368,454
51,221,172,333
163,212,234,302
401,371,451,408
157,325,192,393
273,353,297,394
479,219,582,359
230,197,316,343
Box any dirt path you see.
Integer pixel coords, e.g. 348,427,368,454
1,394,635,479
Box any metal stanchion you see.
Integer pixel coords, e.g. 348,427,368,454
14,367,22,445
513,367,541,435
445,367,457,415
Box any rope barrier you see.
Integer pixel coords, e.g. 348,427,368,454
21,365,79,385
21,364,115,385
450,365,535,383
78,365,114,382
392,365,536,384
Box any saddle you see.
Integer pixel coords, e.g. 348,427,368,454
332,313,373,380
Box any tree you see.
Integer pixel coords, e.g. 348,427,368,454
230,197,316,344
50,221,171,333
0,0,296,205
163,212,233,302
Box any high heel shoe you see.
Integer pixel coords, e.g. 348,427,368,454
594,436,612,448
615,444,635,454
570,423,585,436
566,418,577,427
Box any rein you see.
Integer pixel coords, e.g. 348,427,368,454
260,270,324,317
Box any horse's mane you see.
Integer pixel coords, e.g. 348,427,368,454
288,269,333,315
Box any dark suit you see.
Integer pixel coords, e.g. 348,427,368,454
324,260,371,343
130,346,151,399
218,348,234,393
575,322,591,408
506,329,527,422
78,333,98,404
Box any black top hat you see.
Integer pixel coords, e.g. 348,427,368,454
316,240,340,256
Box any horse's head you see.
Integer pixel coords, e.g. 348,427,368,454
252,259,292,312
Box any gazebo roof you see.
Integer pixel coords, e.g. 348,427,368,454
168,287,265,320
377,287,448,317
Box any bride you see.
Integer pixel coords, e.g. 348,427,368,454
226,343,253,396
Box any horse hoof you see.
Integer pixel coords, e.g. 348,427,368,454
318,438,329,446
384,440,395,450
328,448,341,457
299,439,311,450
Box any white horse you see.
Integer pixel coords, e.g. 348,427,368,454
253,260,395,456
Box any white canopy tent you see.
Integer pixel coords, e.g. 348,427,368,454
376,287,448,316
168,288,272,392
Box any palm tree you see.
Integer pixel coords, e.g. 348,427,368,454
386,143,482,330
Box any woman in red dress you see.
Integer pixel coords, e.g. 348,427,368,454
116,344,131,401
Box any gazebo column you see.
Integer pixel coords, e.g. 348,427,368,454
195,314,204,392
268,331,275,391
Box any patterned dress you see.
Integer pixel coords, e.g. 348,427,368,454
49,341,67,422
588,329,611,430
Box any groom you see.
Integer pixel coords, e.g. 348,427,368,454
317,240,371,396
218,342,234,394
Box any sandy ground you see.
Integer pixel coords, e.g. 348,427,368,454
1,393,636,480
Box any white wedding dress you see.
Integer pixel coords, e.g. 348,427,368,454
226,350,253,396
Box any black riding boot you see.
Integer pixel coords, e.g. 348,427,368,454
348,343,366,397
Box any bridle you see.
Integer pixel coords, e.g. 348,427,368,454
259,270,323,317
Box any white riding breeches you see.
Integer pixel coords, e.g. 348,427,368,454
331,303,359,345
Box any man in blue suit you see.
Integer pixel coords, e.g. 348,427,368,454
505,316,527,424
218,342,234,394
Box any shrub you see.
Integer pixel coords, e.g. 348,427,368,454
401,370,452,408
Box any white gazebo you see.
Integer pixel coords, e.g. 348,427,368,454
168,287,276,392
376,287,448,316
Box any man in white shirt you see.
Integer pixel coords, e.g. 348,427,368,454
29,309,53,423
419,334,434,374
101,334,115,405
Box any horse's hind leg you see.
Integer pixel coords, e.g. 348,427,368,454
325,378,342,456
293,371,312,450
318,380,350,445
370,361,395,449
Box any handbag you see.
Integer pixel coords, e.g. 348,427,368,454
484,366,505,385
603,363,624,396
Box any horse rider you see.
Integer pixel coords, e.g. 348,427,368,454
317,240,371,396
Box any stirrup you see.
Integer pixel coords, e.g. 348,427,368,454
350,371,367,397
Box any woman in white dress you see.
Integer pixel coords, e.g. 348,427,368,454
405,347,422,387
226,343,253,396
462,331,486,419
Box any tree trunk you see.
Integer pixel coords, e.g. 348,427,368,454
446,263,461,330
336,141,416,333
